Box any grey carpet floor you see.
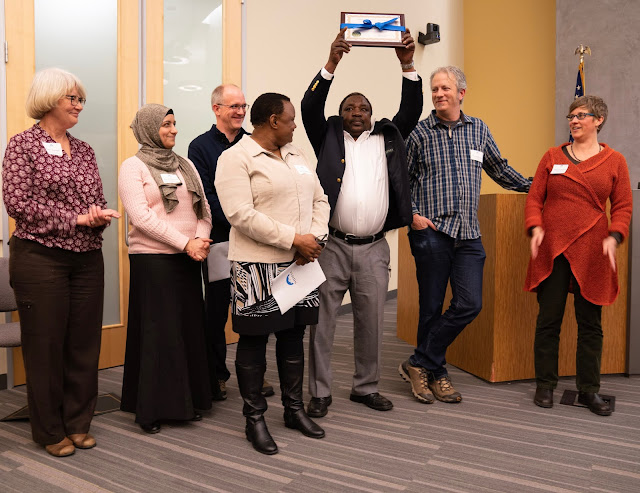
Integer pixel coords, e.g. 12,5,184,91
1,299,639,492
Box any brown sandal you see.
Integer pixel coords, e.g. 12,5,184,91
45,437,75,457
68,433,96,449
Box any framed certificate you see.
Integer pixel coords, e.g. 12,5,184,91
340,12,406,48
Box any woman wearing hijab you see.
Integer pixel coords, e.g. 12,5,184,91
2,67,119,457
525,95,632,416
216,93,330,455
119,104,213,433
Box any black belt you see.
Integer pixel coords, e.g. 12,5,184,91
329,227,385,245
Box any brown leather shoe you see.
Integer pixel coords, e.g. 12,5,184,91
534,387,553,408
68,433,96,449
578,392,612,416
45,437,75,457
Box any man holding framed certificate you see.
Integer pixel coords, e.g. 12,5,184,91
301,27,422,417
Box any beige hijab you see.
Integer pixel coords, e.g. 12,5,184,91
130,104,209,219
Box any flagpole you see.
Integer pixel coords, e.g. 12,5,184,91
568,45,592,142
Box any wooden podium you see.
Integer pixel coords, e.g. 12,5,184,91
397,194,629,382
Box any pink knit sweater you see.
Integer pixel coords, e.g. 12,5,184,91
118,156,212,254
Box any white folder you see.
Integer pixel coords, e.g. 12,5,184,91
271,261,326,314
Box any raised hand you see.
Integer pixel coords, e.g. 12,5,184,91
325,27,351,74
395,28,416,67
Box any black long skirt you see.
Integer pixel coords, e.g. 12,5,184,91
120,253,212,424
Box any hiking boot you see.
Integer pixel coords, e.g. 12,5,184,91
428,374,462,403
398,359,434,404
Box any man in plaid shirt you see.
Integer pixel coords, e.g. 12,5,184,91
398,66,530,404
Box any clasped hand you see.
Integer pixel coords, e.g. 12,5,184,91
293,233,323,265
185,237,212,262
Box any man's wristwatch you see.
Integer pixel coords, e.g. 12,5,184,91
401,60,415,70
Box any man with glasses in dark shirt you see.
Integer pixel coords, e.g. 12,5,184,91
189,84,275,401
398,66,531,404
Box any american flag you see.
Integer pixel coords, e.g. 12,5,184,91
569,60,585,142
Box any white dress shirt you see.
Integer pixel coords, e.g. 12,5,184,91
319,67,418,236
330,128,388,236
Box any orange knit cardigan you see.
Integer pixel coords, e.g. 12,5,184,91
524,144,632,306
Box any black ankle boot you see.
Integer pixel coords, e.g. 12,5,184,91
284,408,325,438
277,354,325,439
236,362,279,454
245,415,278,454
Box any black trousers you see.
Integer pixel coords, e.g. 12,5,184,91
9,237,104,445
205,278,231,383
236,325,305,367
534,255,603,392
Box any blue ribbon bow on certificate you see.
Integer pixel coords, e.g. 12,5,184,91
340,17,406,32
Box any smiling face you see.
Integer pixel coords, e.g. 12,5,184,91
48,86,83,130
568,105,604,142
213,85,247,135
272,101,296,147
341,95,372,139
431,71,465,120
159,114,178,149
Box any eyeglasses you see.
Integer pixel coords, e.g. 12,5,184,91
217,104,249,111
65,95,86,106
566,112,594,122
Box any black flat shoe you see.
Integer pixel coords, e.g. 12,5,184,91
349,392,393,411
534,387,553,408
307,396,332,418
578,392,612,416
140,422,161,434
191,413,203,422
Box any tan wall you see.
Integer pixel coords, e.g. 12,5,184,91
464,0,556,194
244,0,464,294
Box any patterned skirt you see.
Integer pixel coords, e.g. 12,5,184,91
231,260,319,335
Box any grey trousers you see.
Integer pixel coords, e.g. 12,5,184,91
308,234,390,397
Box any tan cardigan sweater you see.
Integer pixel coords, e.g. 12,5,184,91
215,135,329,263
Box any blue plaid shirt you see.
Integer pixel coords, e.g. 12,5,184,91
407,111,530,240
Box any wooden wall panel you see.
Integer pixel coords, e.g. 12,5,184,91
397,194,629,382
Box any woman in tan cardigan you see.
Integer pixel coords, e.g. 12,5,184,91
216,92,330,455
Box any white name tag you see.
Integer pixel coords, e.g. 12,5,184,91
42,142,63,156
294,165,312,175
160,173,181,184
470,149,483,163
550,164,569,175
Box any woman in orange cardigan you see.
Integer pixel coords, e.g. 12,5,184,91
525,95,632,416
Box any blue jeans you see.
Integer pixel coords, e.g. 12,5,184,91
408,228,486,378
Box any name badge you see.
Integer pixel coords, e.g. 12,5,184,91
550,164,569,175
294,165,312,175
42,142,63,156
470,149,483,163
160,173,182,184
